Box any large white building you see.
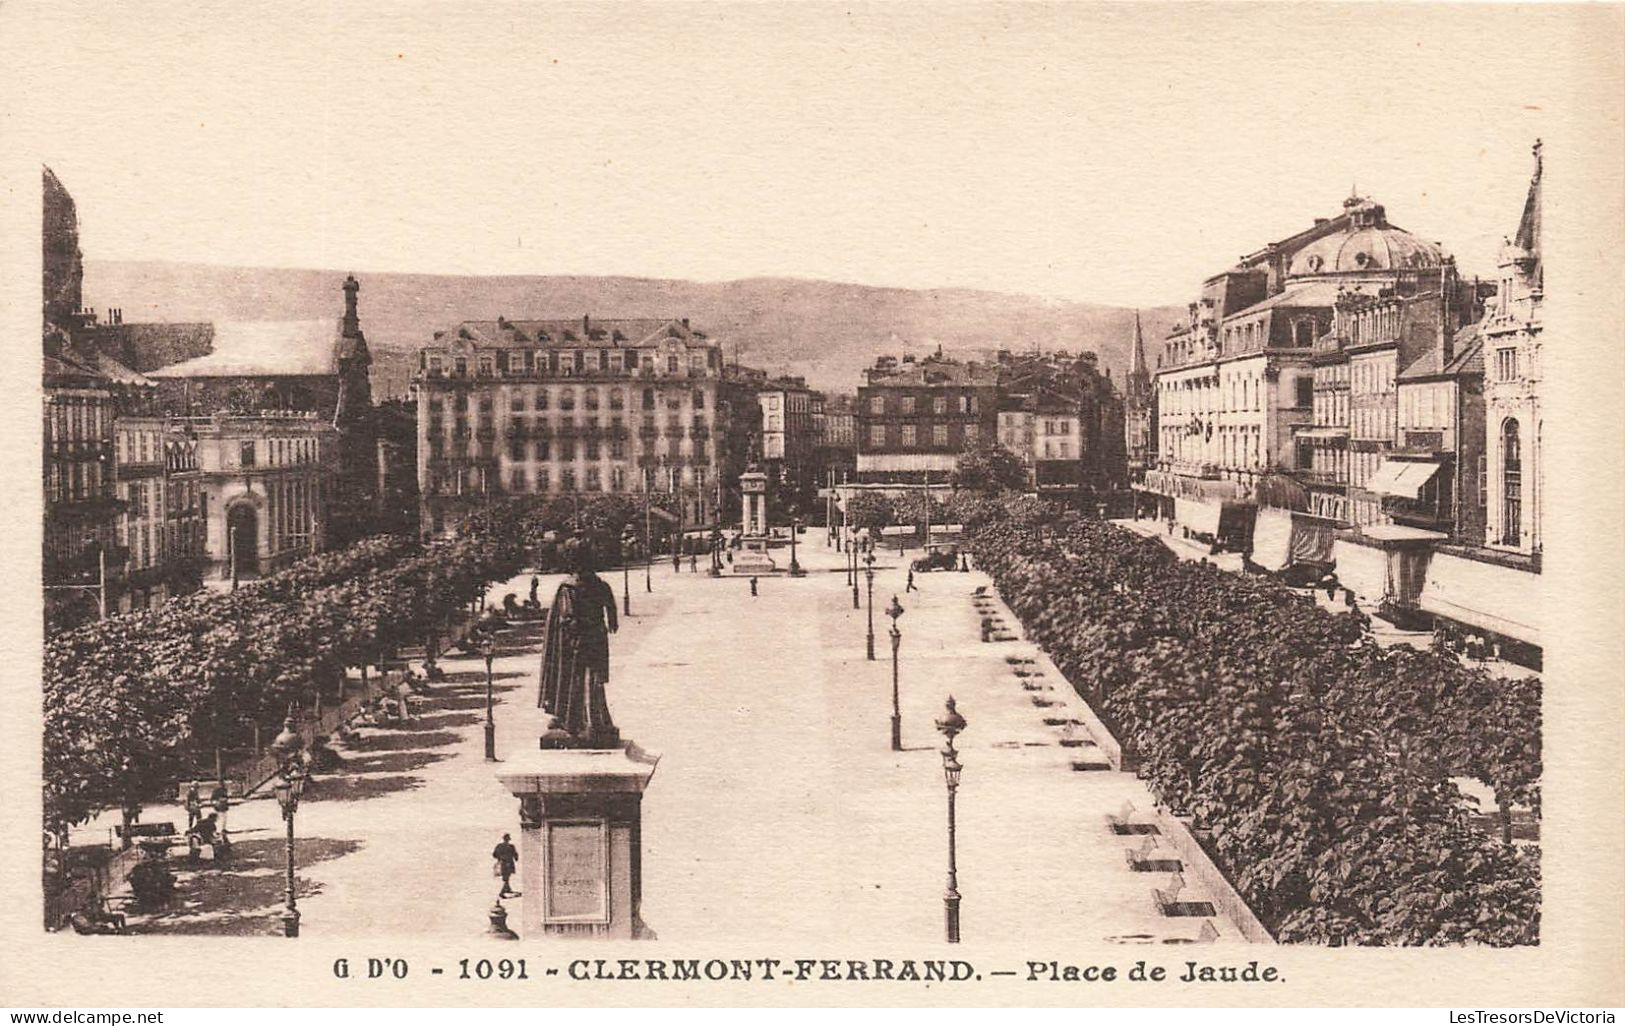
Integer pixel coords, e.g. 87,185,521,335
1481,142,1543,559
414,317,725,535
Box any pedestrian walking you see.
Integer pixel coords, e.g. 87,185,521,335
492,833,519,898
673,552,682,573
184,782,201,832
750,576,758,597
529,575,540,607
689,552,698,572
906,569,918,593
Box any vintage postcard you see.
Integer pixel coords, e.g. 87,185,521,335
1,0,1622,1010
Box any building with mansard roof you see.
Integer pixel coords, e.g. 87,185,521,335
1142,190,1458,550
413,316,726,535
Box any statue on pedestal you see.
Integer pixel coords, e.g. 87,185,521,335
538,538,622,749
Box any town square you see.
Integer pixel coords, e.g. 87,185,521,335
13,2,1625,1014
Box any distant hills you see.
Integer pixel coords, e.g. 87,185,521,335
83,261,1180,399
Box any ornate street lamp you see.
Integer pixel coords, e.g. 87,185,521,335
269,710,307,938
935,696,967,944
864,551,876,661
886,595,904,751
789,515,805,577
481,635,497,762
621,527,635,616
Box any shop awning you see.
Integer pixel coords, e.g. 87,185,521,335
1295,426,1349,440
1365,460,1442,499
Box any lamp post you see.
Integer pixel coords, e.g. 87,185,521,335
269,710,307,938
621,528,635,616
864,551,876,661
789,515,805,577
481,636,497,761
935,696,967,944
886,595,904,751
850,540,860,609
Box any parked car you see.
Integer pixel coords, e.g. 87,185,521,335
912,543,959,573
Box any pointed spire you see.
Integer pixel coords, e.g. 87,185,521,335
1514,138,1541,259
1128,309,1150,394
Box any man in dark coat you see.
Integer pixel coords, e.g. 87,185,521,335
538,539,621,747
492,833,519,898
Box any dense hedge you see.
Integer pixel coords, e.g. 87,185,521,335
964,497,1540,945
42,495,667,834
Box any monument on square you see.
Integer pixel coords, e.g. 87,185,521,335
498,538,658,939
732,450,778,575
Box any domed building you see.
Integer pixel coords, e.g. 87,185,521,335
1145,188,1482,557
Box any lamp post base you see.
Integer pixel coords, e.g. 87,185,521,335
890,714,902,752
282,906,301,938
852,586,860,609
484,722,497,762
866,635,875,661
944,894,960,943
487,901,519,939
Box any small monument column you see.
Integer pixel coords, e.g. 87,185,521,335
733,462,777,574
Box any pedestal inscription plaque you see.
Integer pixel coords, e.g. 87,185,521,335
544,820,609,924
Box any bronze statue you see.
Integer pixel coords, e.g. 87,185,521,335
538,538,622,749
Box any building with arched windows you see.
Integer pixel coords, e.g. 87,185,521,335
1480,142,1543,560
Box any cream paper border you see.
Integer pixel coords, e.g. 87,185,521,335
0,1,1621,1009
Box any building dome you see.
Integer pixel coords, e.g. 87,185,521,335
1287,195,1444,278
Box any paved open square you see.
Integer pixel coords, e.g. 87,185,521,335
98,540,1247,945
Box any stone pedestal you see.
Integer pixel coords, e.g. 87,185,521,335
497,744,659,940
732,536,777,575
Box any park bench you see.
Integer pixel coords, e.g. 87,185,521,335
1106,801,1160,836
1152,873,1217,918
1125,836,1184,874
114,822,177,843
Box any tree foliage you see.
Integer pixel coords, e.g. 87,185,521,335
952,443,1028,493
966,495,1541,945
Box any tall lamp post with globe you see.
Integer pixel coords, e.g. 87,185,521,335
886,595,904,750
269,710,308,938
621,526,636,616
788,514,805,577
864,551,876,661
935,696,967,943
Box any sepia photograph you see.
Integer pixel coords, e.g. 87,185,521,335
3,0,1623,1011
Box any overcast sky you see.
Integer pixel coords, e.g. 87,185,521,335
9,2,1595,308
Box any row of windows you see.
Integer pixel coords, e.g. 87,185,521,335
1159,373,1310,413
426,348,716,379
865,393,980,416
431,464,710,496
237,438,320,469
430,386,708,416
1350,405,1398,442
867,423,981,448
44,461,109,506
433,436,710,463
44,395,112,447
1350,358,1395,397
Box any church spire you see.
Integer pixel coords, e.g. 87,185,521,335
1128,309,1150,394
